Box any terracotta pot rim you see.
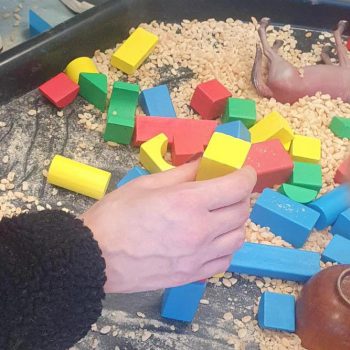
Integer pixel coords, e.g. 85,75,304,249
337,267,350,306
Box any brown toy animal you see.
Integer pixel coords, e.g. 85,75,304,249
252,18,350,104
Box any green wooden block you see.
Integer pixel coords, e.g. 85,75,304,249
221,98,256,127
104,81,140,145
330,116,350,139
79,73,108,112
279,183,318,204
288,161,322,192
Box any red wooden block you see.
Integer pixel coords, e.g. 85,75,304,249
39,72,80,109
133,116,217,165
190,79,232,120
244,139,294,193
334,156,350,184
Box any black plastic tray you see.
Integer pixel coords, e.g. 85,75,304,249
1,0,350,104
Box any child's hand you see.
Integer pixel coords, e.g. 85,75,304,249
81,162,257,293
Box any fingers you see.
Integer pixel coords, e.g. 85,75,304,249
197,254,233,280
195,166,257,211
137,160,200,189
208,200,250,238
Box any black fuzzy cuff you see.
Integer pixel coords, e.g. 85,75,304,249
0,210,106,350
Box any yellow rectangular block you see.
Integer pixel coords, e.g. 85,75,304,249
249,111,294,150
290,135,321,163
196,132,251,181
111,28,158,75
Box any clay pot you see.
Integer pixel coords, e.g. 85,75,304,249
296,264,350,350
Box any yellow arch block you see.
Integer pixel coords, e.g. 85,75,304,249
290,135,321,163
139,133,174,173
196,132,251,181
249,111,294,150
47,155,111,200
65,57,99,84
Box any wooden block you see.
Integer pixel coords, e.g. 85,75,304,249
250,189,320,248
65,57,99,84
322,235,350,264
111,28,158,75
249,111,294,150
79,73,107,112
190,80,231,120
39,73,79,109
330,116,350,139
334,156,350,184
308,184,349,230
278,183,318,204
196,132,251,181
47,155,111,200
228,242,321,282
29,9,52,36
215,121,251,141
104,81,140,145
289,135,321,164
139,85,176,117
139,133,174,173
116,166,149,188
288,161,322,192
244,139,294,193
161,281,206,322
258,292,296,333
331,208,350,239
221,97,256,127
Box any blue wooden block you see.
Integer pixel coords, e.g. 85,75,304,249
29,9,52,36
139,85,176,118
331,208,350,239
258,292,295,333
215,121,251,141
228,242,320,282
308,184,349,230
322,235,350,264
250,189,320,248
161,281,206,322
116,166,150,188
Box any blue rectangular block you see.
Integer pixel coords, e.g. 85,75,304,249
161,281,206,322
330,208,350,239
228,242,320,282
250,189,320,248
116,166,149,188
258,292,295,333
139,85,176,118
322,235,350,264
308,184,349,230
29,9,52,36
215,121,251,141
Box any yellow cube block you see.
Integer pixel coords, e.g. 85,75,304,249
140,133,174,173
196,132,251,181
290,135,321,163
249,111,294,150
111,28,158,75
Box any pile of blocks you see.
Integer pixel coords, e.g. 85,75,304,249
41,26,350,331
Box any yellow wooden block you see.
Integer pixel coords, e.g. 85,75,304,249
47,155,111,200
290,135,321,163
249,111,294,150
139,133,174,173
65,57,99,83
196,132,251,181
111,28,158,75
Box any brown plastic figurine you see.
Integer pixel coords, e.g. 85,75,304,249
296,264,350,350
252,18,350,104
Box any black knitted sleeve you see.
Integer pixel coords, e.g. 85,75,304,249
0,210,106,350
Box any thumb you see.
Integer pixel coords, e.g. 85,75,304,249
142,160,200,189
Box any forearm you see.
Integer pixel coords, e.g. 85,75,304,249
0,210,106,350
